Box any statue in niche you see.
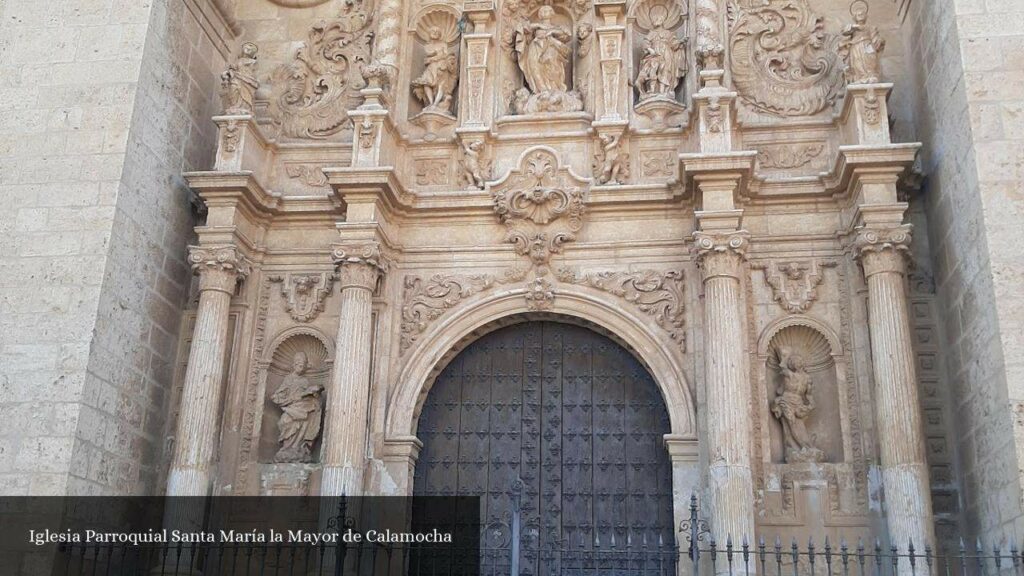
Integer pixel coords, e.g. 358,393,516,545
635,5,686,102
771,346,824,463
412,25,459,114
838,0,885,84
512,6,583,114
220,42,259,115
271,352,323,463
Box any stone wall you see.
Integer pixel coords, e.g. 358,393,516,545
901,0,1024,539
0,0,231,495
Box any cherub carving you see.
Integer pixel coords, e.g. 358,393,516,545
271,352,324,463
592,133,629,185
838,0,885,84
460,140,489,189
771,347,824,463
220,42,259,114
412,25,459,114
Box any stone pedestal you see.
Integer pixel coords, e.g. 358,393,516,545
320,242,387,496
854,225,936,554
694,230,756,550
166,245,250,497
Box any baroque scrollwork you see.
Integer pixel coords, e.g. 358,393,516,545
267,0,374,139
726,0,844,116
752,259,837,314
491,147,588,272
269,272,337,323
756,143,825,169
556,268,687,349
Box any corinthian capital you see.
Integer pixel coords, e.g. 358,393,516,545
853,224,913,277
332,241,390,290
693,230,750,281
188,244,252,293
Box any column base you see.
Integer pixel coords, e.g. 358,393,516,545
321,463,364,497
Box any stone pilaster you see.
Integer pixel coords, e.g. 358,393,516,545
854,225,936,553
460,1,496,129
320,242,388,496
665,434,700,567
694,230,756,549
166,245,251,497
595,0,627,122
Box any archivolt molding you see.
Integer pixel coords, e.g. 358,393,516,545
387,286,697,439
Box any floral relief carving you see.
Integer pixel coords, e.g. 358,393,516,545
414,159,449,186
491,147,588,273
640,150,676,178
267,0,374,139
269,272,337,323
726,0,844,117
399,268,527,354
756,143,825,169
524,277,555,310
557,268,686,349
752,259,837,313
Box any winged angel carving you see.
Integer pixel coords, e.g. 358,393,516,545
268,1,375,139
726,0,844,117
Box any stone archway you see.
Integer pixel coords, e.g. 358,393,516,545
413,320,676,576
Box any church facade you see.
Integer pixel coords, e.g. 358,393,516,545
2,0,1023,562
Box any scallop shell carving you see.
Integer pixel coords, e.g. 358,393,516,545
632,0,686,32
415,7,461,44
767,325,833,373
270,333,331,376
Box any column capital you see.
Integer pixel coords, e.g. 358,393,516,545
188,244,251,294
693,230,749,281
853,224,912,277
332,241,389,290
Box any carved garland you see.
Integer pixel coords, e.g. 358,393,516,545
236,276,273,487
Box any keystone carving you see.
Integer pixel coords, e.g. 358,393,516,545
752,259,837,314
269,272,337,322
491,147,588,273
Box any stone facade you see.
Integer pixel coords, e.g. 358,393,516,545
1,0,1022,551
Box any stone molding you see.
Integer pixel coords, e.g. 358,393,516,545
693,230,750,281
188,244,252,294
852,224,913,277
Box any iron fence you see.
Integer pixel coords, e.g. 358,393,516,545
52,495,1024,576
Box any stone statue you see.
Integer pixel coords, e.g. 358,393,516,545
460,140,487,189
511,6,583,113
838,0,885,84
771,346,824,463
411,26,459,114
635,6,687,102
593,133,629,185
220,42,259,115
271,352,323,463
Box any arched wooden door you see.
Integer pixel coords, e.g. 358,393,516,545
413,321,675,576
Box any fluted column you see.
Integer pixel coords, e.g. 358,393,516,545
854,225,935,554
166,245,250,497
694,230,756,552
320,242,387,496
